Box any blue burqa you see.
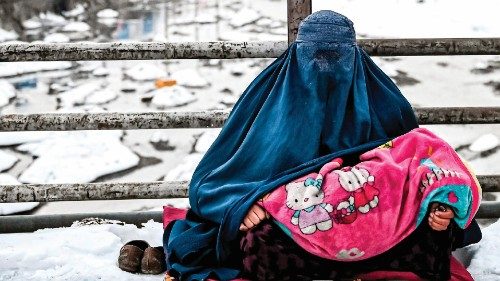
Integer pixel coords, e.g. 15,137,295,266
164,10,420,280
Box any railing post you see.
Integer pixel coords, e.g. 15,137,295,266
287,0,312,44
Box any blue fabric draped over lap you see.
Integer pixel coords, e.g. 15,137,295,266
164,10,420,281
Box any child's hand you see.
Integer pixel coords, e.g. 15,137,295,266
240,204,270,231
428,203,454,231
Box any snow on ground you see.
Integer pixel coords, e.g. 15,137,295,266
57,80,104,107
17,130,139,184
0,219,497,280
165,153,203,181
44,33,70,43
62,21,91,33
92,66,110,77
97,9,119,19
0,28,18,43
171,69,210,88
151,85,197,109
125,63,166,81
164,130,220,180
0,150,17,172
455,220,500,280
469,134,499,152
22,18,42,30
62,4,85,18
0,174,40,215
194,129,220,153
0,61,73,78
0,132,52,146
85,87,117,105
0,79,16,108
39,12,67,27
0,220,164,281
229,8,261,27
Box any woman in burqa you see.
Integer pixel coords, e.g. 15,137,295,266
163,10,481,281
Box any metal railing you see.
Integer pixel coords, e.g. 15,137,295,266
1,38,499,62
0,0,499,232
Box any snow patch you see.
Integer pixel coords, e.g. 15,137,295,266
469,134,499,153
0,61,73,78
44,33,70,43
171,69,209,88
125,63,165,81
194,130,220,153
0,221,163,280
0,79,16,107
0,28,18,43
40,12,67,27
23,18,42,30
165,153,204,181
0,150,17,172
229,8,261,27
62,21,91,32
97,9,119,18
62,4,85,18
0,132,51,146
151,85,197,109
17,131,139,184
85,88,118,105
92,66,110,77
57,81,103,107
463,220,500,280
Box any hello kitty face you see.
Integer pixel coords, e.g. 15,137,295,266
285,180,324,211
334,167,371,192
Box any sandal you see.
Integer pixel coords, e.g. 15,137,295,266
118,240,149,273
141,246,167,274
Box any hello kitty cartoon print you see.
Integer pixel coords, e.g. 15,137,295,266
285,159,342,235
333,166,379,224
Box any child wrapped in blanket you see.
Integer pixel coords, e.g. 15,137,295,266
239,127,481,280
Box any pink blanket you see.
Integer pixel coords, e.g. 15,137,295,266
257,128,481,261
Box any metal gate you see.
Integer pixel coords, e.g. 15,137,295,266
0,0,499,233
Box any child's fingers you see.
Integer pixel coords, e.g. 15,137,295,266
247,211,261,225
252,205,267,221
243,216,256,229
435,210,454,219
428,219,447,231
239,223,248,231
430,213,450,226
428,216,448,230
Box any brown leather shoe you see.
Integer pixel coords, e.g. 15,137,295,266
141,246,166,274
118,240,149,273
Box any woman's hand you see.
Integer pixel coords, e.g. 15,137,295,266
240,204,270,231
428,202,454,231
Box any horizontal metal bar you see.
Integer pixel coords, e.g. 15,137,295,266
0,111,227,131
0,176,498,203
0,38,499,62
0,41,286,62
414,107,500,125
0,211,162,233
475,202,500,220
0,107,498,132
0,181,189,202
1,202,499,233
361,38,500,56
478,175,500,193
